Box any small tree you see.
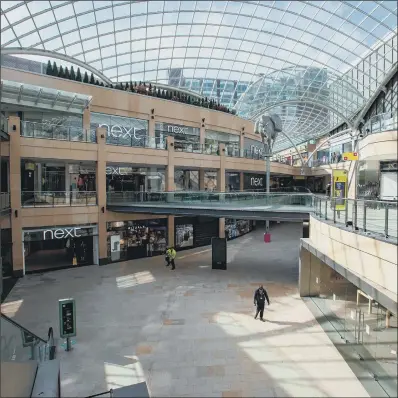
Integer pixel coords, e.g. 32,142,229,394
46,60,53,76
100,82,104,87
129,81,133,91
76,68,82,82
64,67,70,80
95,79,100,85
52,61,58,77
58,65,64,78
83,71,89,83
89,73,95,85
70,66,76,80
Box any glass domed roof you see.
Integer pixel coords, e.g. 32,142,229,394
1,1,397,150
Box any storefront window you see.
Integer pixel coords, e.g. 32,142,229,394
23,225,97,273
244,173,265,191
155,122,199,151
175,224,194,249
107,219,167,262
204,171,217,191
174,170,199,191
205,130,240,156
243,137,265,159
91,112,149,147
357,160,380,199
106,166,165,192
226,173,240,191
1,229,13,278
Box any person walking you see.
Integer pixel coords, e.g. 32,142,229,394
254,284,270,321
165,246,177,270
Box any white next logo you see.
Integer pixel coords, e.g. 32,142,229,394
99,124,144,140
43,227,82,240
250,177,263,187
167,125,188,135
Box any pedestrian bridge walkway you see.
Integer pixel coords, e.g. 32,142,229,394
107,191,314,221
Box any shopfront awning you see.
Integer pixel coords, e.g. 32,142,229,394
0,80,91,114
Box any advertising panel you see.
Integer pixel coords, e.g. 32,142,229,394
332,170,348,210
243,173,265,190
175,224,194,249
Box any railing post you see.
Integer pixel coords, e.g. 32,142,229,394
354,200,358,230
363,203,367,232
333,199,336,224
385,206,389,238
324,199,328,220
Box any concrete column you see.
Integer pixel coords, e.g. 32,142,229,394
217,143,226,192
219,218,225,238
168,215,175,247
240,133,244,156
166,136,175,192
299,247,321,297
239,172,244,191
65,162,70,203
9,116,23,277
148,116,155,138
200,124,205,146
83,108,91,137
96,127,107,265
199,169,205,191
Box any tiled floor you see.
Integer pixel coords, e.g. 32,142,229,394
2,223,369,397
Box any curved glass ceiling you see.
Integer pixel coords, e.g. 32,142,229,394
1,1,397,150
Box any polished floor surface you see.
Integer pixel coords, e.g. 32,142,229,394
2,223,369,397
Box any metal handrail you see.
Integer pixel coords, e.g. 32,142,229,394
1,313,47,343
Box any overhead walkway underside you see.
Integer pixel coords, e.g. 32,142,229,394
107,192,314,221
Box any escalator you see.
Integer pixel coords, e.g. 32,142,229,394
1,313,59,397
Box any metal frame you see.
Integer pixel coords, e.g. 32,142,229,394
1,2,396,151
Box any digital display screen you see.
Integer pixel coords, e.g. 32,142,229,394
61,302,75,335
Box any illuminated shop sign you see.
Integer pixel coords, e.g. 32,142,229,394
156,122,199,136
43,227,82,240
250,177,264,187
98,124,145,140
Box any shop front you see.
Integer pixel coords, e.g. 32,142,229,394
155,122,200,151
23,224,98,274
243,173,266,191
225,219,255,240
226,172,240,191
106,165,165,193
205,130,240,156
107,218,167,263
91,112,149,147
243,137,265,159
175,216,219,250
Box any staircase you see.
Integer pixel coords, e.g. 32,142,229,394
1,313,59,397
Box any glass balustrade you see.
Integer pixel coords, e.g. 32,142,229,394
107,191,314,208
21,121,96,143
21,191,97,207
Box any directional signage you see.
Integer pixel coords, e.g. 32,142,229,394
58,298,76,338
343,152,358,161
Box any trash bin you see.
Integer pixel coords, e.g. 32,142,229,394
264,233,271,243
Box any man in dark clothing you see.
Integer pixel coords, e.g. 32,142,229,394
254,284,270,321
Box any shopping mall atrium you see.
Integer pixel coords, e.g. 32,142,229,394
0,1,397,397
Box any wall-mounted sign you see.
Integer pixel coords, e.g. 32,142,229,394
43,227,82,240
243,137,264,157
99,124,145,140
250,177,264,187
244,173,265,189
380,161,398,172
343,152,358,161
155,122,199,136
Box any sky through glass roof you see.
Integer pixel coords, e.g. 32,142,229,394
1,1,397,150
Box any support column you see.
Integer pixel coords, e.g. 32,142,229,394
148,116,155,138
219,218,225,238
166,136,175,192
199,169,205,191
239,172,244,191
240,133,244,157
200,124,205,146
9,116,23,277
96,127,107,265
168,215,175,247
299,247,321,297
83,108,91,138
217,143,226,192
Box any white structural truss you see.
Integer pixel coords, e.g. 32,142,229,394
1,1,397,150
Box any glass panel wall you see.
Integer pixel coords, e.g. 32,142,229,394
174,170,199,191
226,172,240,191
204,171,217,191
106,165,165,192
357,160,380,200
91,112,150,147
155,122,200,152
21,110,88,141
21,160,96,206
205,130,240,156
